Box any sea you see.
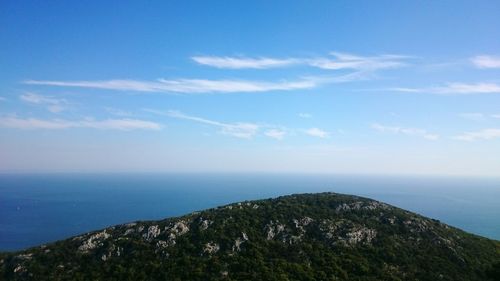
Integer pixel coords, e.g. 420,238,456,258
1,173,499,251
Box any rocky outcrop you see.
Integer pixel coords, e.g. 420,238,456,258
143,225,161,241
77,230,111,252
265,221,286,240
232,233,249,252
203,242,220,255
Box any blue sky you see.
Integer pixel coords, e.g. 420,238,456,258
1,1,500,175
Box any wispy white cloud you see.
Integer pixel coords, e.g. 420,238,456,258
459,112,500,121
78,119,161,130
192,56,299,69
305,128,329,138
434,83,500,94
309,52,409,71
25,53,385,94
264,129,286,140
371,123,439,140
453,128,500,141
471,55,500,69
298,113,312,118
459,113,487,121
0,116,161,130
388,82,500,95
20,93,68,113
150,109,260,139
24,77,320,94
146,109,331,140
192,52,410,71
0,97,6,101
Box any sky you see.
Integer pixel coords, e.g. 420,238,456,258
1,1,500,176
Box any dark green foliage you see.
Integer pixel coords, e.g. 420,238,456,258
1,192,499,280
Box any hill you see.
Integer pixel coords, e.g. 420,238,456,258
1,192,499,280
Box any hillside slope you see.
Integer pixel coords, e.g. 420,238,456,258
1,192,499,280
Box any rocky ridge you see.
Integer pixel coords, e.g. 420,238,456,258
1,192,499,280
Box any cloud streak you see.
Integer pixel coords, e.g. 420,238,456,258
24,53,391,95
371,123,439,140
192,56,299,69
148,109,260,139
0,117,161,130
453,128,500,141
147,109,331,140
309,52,408,71
192,52,409,71
389,82,500,95
20,93,68,113
471,55,500,69
24,77,320,94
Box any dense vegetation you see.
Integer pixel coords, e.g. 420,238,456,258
1,192,499,280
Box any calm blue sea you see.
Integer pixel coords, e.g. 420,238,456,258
1,173,499,251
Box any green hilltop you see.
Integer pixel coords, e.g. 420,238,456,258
1,193,499,280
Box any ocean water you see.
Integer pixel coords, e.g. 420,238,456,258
0,173,499,251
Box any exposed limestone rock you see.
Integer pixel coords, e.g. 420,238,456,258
288,217,314,244
321,220,377,246
403,217,432,233
100,244,119,261
152,220,190,247
78,230,111,252
16,253,33,260
171,221,189,236
301,216,314,226
143,225,161,241
336,201,390,213
123,228,135,236
336,202,363,212
160,221,189,247
320,219,342,240
387,216,396,224
293,217,314,230
156,240,169,249
14,265,26,274
233,232,249,252
199,218,212,231
265,221,286,240
204,242,220,254
345,227,377,245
